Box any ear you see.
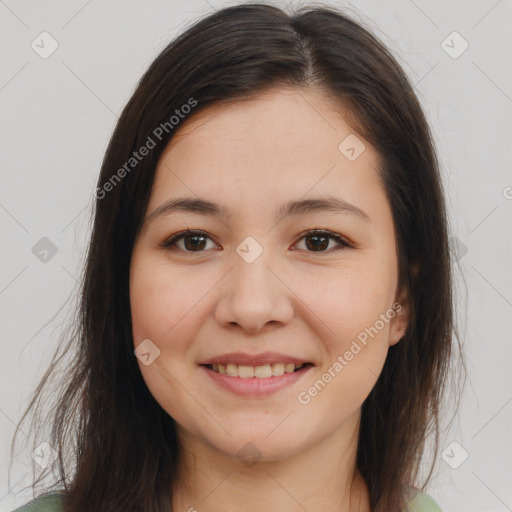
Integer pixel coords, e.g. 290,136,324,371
389,260,419,346
388,288,410,347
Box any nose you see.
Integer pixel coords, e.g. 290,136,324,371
214,251,294,334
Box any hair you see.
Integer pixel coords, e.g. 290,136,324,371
10,3,466,511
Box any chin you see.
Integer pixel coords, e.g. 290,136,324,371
195,418,316,461
215,434,305,464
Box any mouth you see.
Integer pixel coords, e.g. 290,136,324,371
202,362,313,378
200,361,314,396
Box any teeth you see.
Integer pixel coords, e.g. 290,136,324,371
238,365,254,378
226,364,238,377
210,363,305,378
284,363,295,373
272,363,284,376
255,364,272,378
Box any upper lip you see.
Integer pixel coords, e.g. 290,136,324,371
200,352,313,367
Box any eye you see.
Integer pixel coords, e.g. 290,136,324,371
160,229,219,253
161,228,352,254
294,229,352,254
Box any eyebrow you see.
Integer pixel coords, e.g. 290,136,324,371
145,195,371,225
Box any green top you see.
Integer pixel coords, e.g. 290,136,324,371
10,492,63,512
406,491,443,512
11,489,442,511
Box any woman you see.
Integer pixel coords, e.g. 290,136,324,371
9,3,464,511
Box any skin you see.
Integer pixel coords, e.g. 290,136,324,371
129,86,409,512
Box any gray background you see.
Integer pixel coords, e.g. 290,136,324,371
1,1,511,511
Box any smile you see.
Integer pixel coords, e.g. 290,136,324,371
205,362,309,378
201,362,314,396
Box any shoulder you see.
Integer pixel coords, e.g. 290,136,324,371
405,488,443,512
9,491,65,512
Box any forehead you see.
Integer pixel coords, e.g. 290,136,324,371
161,87,372,164
149,87,383,219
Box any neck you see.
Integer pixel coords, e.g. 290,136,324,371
171,409,370,512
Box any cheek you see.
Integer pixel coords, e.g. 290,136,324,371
293,262,396,344
292,263,395,408
130,255,208,344
129,255,208,424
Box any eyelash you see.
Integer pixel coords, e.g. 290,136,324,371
160,229,353,255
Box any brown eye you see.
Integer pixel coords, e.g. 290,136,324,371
295,230,351,253
161,230,217,252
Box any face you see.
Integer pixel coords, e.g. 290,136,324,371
129,86,408,462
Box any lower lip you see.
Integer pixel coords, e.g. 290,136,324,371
200,364,313,397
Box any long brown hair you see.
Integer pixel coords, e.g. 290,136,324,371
10,3,466,511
